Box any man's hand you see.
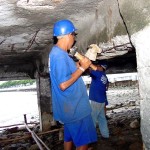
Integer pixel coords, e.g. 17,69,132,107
79,57,92,70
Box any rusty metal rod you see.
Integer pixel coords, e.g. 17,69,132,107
0,128,63,144
24,114,27,124
0,122,39,128
102,42,131,52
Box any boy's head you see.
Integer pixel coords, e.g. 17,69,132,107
100,63,108,70
93,60,108,71
97,61,108,71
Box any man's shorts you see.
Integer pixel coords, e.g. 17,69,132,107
64,115,97,147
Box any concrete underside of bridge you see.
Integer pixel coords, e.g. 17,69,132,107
0,0,150,149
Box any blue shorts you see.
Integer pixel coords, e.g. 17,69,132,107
64,115,97,147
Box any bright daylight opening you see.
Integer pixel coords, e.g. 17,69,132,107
0,80,39,132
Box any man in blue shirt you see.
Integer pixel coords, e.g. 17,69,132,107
49,19,97,150
89,62,109,139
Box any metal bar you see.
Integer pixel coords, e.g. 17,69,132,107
24,123,44,150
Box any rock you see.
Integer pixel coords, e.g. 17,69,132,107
130,119,140,129
17,147,26,150
129,142,143,150
29,144,39,150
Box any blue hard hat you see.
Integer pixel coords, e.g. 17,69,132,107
101,64,108,70
99,62,108,70
53,19,77,36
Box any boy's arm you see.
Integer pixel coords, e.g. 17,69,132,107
106,78,109,91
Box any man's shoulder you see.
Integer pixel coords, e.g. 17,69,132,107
50,46,64,57
51,46,59,53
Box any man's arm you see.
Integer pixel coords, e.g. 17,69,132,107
59,57,92,91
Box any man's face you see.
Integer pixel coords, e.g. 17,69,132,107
68,32,77,49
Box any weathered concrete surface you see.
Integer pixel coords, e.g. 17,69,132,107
0,0,136,76
118,0,150,149
132,26,150,150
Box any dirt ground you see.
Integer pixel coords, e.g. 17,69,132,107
91,110,142,150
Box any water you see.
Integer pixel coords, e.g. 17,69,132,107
0,91,39,129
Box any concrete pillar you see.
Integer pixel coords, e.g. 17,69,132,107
132,25,150,149
36,73,53,131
